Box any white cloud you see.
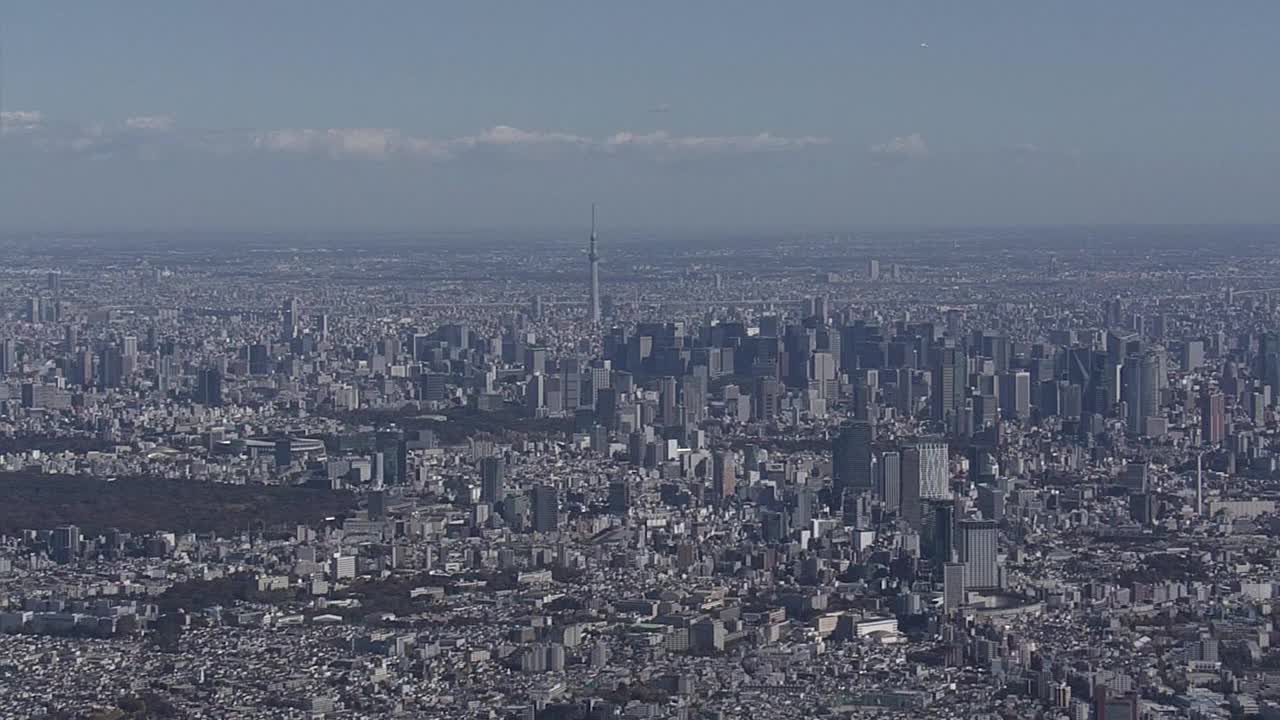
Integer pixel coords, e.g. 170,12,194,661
464,125,590,147
402,136,450,158
330,128,396,158
0,110,44,131
607,130,827,152
252,128,400,158
4,112,830,162
253,124,824,159
870,133,929,159
252,129,319,153
125,115,176,131
255,125,599,159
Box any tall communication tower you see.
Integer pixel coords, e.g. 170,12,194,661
588,204,601,324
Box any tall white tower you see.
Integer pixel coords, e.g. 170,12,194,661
588,204,601,324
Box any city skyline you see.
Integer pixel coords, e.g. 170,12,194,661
3,5,1280,719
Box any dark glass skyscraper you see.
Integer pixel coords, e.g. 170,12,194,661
1200,390,1225,445
480,456,506,503
931,344,966,427
196,367,223,407
531,483,559,533
832,421,874,507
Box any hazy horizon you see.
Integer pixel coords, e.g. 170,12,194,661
3,1,1279,231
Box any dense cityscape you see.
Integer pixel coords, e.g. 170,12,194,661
0,224,1279,719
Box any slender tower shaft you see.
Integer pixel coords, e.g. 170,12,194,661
1196,452,1203,517
589,204,601,324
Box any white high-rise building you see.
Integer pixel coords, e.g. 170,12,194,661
915,440,950,499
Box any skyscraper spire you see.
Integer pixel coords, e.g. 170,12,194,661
588,203,601,324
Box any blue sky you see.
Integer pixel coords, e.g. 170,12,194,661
1,1,1278,231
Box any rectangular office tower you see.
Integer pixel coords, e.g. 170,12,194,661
909,440,949,499
480,456,506,503
943,562,966,611
900,447,923,529
877,450,901,512
958,519,999,590
531,484,560,533
832,422,875,506
1200,390,1225,445
999,370,1031,421
931,344,967,426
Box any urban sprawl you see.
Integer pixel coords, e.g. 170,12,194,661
0,227,1278,720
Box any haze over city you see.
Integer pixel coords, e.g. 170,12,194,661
3,1,1280,230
